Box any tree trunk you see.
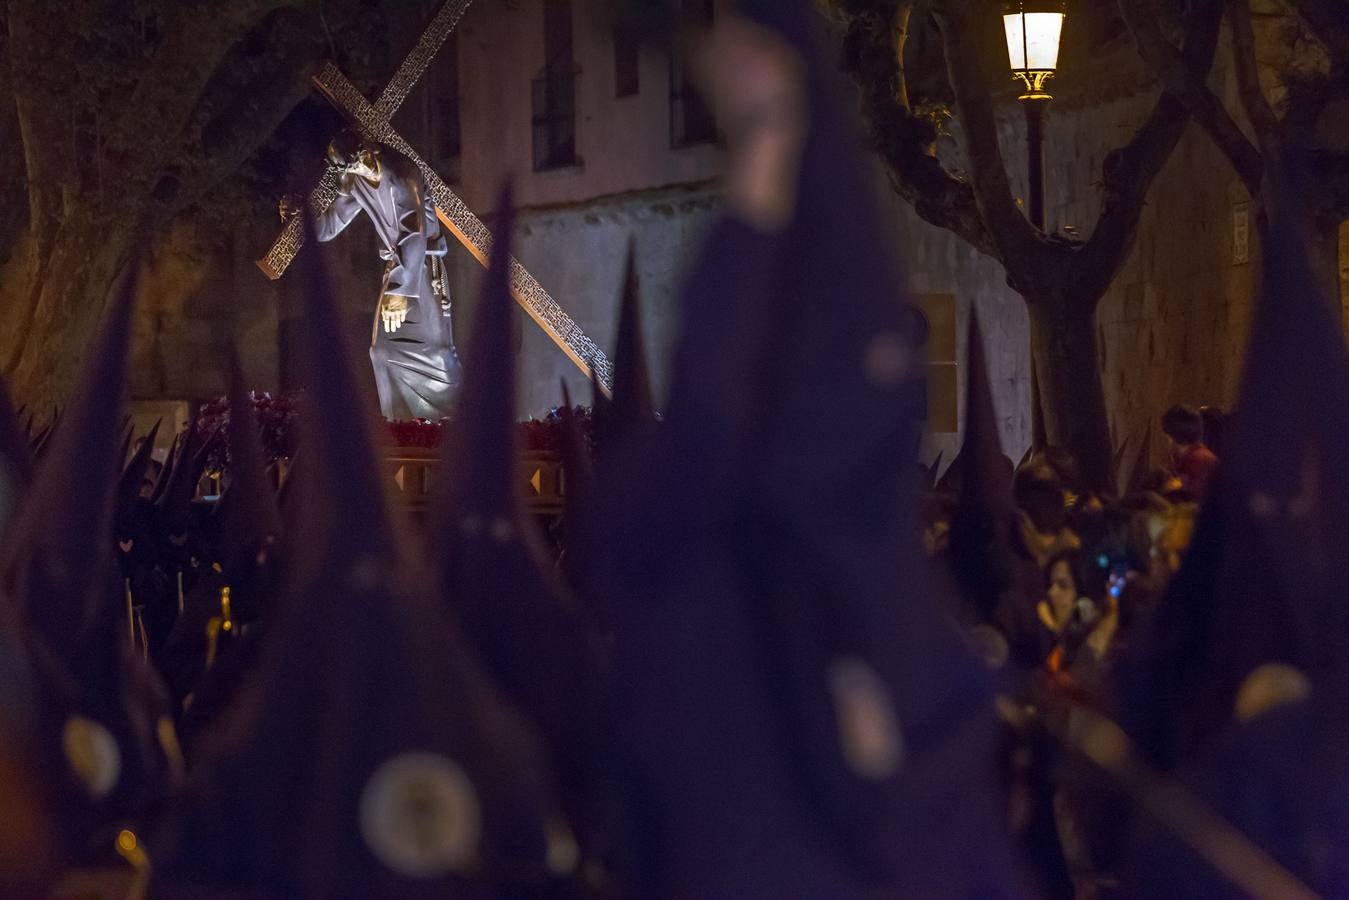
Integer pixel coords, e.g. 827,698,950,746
1028,298,1114,492
1252,192,1344,323
1304,217,1344,320
0,220,135,411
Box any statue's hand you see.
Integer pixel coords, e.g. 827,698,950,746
380,294,409,334
278,194,303,223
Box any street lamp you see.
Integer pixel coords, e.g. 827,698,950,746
1002,1,1066,231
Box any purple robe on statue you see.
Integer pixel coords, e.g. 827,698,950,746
314,153,462,419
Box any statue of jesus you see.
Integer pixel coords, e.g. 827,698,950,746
284,129,463,420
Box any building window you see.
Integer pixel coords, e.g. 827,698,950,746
918,294,958,433
669,0,716,147
533,0,576,171
614,24,640,98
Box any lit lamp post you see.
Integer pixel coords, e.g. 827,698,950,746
1004,2,1065,451
1002,1,1066,231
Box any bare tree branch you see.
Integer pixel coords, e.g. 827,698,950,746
1291,0,1349,73
102,0,300,199
1071,0,1224,302
893,3,914,111
836,1,997,255
6,3,77,231
0,9,27,240
1121,0,1263,194
154,8,327,219
1227,0,1282,159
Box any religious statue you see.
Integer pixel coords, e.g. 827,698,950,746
282,129,462,420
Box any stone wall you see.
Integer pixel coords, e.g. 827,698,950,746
1044,36,1261,475
128,208,381,404
123,7,1344,480
442,183,721,418
872,162,1032,474
438,0,728,212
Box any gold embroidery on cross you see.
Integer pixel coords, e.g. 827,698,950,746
254,0,613,393
256,0,474,279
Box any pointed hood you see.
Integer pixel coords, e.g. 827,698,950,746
149,431,182,507
157,412,210,538
0,376,32,533
948,312,1017,617
431,188,595,839
114,418,162,535
597,4,1017,893
168,215,566,896
736,8,1012,885
587,354,612,455
1031,373,1048,452
217,354,282,579
1017,444,1034,470
3,257,142,643
155,366,282,737
287,216,395,579
117,419,134,473
557,383,593,515
957,312,1012,509
601,240,655,458
0,255,175,855
276,451,301,533
438,184,521,524
923,449,943,492
1118,172,1349,770
556,381,595,593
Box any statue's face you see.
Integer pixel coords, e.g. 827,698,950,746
329,137,381,184
343,147,380,182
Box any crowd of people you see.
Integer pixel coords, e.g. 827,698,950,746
1,3,1347,897
917,399,1233,895
924,401,1222,669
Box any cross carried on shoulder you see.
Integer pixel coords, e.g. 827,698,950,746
256,0,614,393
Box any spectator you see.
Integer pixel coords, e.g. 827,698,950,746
1161,405,1218,497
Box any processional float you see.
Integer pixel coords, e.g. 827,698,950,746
255,0,614,395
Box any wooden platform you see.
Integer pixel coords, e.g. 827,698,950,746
383,447,565,515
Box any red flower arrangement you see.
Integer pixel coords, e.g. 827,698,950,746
195,390,301,470
194,390,592,469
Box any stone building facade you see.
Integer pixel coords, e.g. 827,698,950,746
127,0,1346,477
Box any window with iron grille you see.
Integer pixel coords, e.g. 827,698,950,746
669,0,715,147
533,0,576,170
614,24,639,98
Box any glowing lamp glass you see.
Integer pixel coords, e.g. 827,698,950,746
1003,11,1065,74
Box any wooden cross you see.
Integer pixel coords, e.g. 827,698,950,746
255,0,470,280
256,0,614,392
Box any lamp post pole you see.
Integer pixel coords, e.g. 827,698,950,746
1002,1,1066,451
1025,96,1049,449
1024,97,1048,232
